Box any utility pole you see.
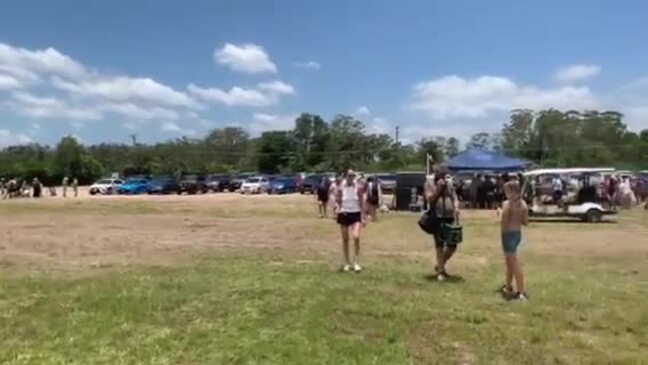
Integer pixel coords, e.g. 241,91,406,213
130,134,138,146
395,125,400,144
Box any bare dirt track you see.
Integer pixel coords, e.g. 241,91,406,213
1,190,647,274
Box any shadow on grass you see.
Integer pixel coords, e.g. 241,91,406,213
422,273,466,283
530,218,617,224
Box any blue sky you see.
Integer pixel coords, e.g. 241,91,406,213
1,0,647,147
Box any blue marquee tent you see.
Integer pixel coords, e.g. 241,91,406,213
445,149,530,172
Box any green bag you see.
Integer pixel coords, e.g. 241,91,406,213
440,221,463,245
439,193,463,245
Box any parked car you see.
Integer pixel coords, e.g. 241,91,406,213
240,176,270,194
117,178,151,195
269,177,297,194
231,172,256,191
148,176,179,194
301,174,323,194
206,174,231,192
376,173,397,194
178,174,208,194
89,178,123,195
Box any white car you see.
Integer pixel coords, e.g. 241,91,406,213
89,178,124,195
240,177,270,194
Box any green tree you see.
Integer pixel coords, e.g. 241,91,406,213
256,131,295,173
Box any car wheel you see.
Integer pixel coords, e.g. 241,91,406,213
585,209,602,223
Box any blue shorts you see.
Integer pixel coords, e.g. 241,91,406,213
501,231,522,254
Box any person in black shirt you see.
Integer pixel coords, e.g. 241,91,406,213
32,178,42,198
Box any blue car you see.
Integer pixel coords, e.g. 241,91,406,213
269,177,297,194
117,178,151,194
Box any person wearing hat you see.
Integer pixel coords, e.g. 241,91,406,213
335,169,367,272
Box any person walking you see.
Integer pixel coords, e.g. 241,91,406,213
336,170,366,273
365,176,383,222
62,176,69,198
425,172,461,281
31,178,43,198
72,177,79,198
498,180,529,301
316,176,331,218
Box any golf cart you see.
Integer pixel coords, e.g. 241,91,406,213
522,168,617,223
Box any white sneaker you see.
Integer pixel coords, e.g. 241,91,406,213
341,264,351,272
353,264,362,273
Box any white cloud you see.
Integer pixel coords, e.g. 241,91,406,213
101,103,180,120
161,121,195,135
0,43,86,83
293,61,321,70
0,74,22,89
355,106,370,116
8,92,103,120
0,129,33,147
410,75,597,120
188,80,295,107
188,84,271,107
250,112,295,135
555,64,601,83
0,41,205,139
161,121,182,132
51,75,200,109
214,43,277,74
257,80,295,96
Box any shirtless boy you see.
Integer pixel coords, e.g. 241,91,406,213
498,180,529,301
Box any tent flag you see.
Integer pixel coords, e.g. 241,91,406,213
445,149,530,172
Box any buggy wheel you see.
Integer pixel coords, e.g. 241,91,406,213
585,209,602,223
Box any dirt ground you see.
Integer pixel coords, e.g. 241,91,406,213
1,189,647,273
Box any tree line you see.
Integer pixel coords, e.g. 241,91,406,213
1,110,646,185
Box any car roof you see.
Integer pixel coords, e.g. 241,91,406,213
523,168,615,176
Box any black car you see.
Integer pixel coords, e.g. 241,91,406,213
230,172,256,192
178,174,208,194
148,176,179,194
301,174,324,194
206,174,231,192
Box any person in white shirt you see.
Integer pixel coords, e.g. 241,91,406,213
335,169,367,273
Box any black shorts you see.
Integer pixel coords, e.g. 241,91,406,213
337,212,362,226
317,191,329,203
434,217,457,248
367,196,379,206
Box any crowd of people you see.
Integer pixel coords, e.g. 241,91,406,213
451,172,646,211
0,176,80,199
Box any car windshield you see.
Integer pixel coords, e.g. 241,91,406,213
246,178,260,183
96,179,112,184
126,179,144,184
275,179,291,184
377,175,395,181
207,175,225,181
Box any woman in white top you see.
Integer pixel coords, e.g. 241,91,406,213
335,169,366,272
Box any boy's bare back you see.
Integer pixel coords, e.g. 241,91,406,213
501,199,528,232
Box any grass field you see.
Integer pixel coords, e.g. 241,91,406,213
1,194,647,364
